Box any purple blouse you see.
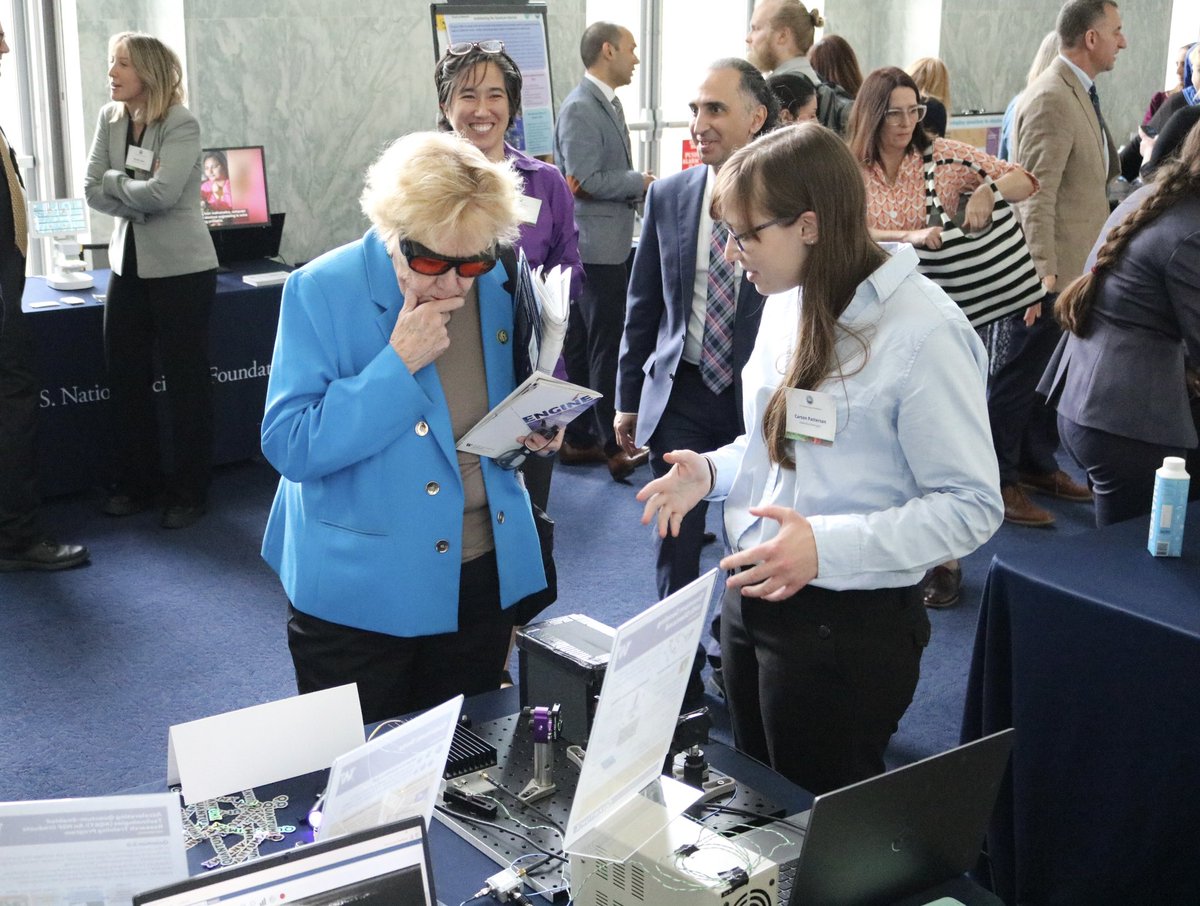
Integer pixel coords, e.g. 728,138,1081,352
506,144,584,301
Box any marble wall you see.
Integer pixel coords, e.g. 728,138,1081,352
822,0,1175,148
71,0,587,266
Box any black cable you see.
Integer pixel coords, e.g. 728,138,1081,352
435,804,569,865
483,776,567,835
701,802,811,836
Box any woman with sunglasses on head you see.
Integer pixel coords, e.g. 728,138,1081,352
637,123,1002,794
261,132,560,723
848,66,1036,608
83,32,218,529
433,39,581,523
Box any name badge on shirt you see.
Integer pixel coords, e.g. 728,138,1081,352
125,145,154,172
517,195,542,225
785,388,836,446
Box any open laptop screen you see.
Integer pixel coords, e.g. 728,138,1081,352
133,816,436,906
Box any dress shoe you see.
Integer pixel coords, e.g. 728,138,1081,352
921,562,962,609
1020,469,1092,502
1001,484,1055,527
608,446,650,483
0,539,90,572
702,531,717,545
557,440,608,465
102,492,154,516
161,503,206,529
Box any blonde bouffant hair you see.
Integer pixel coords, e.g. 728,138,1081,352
360,131,523,256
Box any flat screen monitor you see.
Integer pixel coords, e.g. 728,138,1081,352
200,145,271,230
133,816,439,906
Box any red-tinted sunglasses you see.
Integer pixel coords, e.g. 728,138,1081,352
399,238,498,278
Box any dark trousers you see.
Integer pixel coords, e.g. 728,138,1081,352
1058,413,1198,527
988,306,1062,486
568,261,628,454
562,298,596,448
287,551,515,723
649,362,741,599
0,249,38,551
104,237,216,504
721,580,930,795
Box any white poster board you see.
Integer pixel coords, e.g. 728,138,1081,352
563,569,717,860
431,3,555,157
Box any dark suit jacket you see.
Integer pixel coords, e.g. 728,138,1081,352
616,165,765,448
553,78,644,265
1013,57,1119,284
1040,185,1200,448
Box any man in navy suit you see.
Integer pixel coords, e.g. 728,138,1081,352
554,22,655,481
616,58,777,602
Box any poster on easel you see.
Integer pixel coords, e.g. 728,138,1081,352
430,3,555,158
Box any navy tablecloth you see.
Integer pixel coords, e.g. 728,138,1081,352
962,516,1200,904
23,263,286,496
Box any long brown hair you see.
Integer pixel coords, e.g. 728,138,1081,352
810,35,864,96
847,67,931,167
1056,121,1200,336
712,123,886,467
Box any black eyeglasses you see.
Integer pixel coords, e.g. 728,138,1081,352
723,215,802,252
399,238,498,278
448,39,505,56
494,425,559,470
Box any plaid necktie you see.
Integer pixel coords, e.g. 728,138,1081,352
0,129,28,258
699,221,736,394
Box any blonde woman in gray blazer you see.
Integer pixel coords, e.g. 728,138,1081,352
84,31,217,530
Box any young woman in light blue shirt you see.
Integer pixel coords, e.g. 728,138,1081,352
637,123,1003,793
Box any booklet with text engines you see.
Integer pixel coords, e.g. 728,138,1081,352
456,371,601,461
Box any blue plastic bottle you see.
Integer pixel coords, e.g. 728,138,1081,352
1147,456,1189,557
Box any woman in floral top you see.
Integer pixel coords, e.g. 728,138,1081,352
847,66,1037,609
848,67,1037,250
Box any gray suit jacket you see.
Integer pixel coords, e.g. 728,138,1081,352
554,78,644,265
84,102,217,279
1012,57,1118,285
1040,186,1200,448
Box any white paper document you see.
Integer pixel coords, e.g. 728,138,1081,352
529,263,571,373
456,370,601,460
167,684,364,805
564,569,718,860
0,793,187,903
317,695,463,840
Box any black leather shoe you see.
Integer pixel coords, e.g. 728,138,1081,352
103,493,153,516
608,447,651,483
922,563,962,609
161,504,206,529
557,441,608,465
0,539,90,572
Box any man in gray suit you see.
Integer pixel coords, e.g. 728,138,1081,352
0,19,88,571
554,22,655,481
996,0,1123,526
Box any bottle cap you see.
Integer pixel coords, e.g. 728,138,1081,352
1160,456,1189,478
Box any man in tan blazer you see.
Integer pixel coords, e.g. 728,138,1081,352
991,0,1124,526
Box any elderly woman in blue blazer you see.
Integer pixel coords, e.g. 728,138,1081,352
84,32,218,529
1041,122,1200,526
261,132,557,723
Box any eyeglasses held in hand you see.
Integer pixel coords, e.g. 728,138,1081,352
494,425,559,471
723,215,802,252
884,104,928,125
448,39,505,56
399,238,498,278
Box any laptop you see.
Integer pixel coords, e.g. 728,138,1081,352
735,729,1014,906
133,815,443,906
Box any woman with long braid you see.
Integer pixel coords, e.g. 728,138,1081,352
1040,121,1200,526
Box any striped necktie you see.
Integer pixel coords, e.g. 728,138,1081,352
0,129,28,258
1088,85,1108,140
612,96,631,158
699,221,736,394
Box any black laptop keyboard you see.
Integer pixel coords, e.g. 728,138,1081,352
777,855,801,902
